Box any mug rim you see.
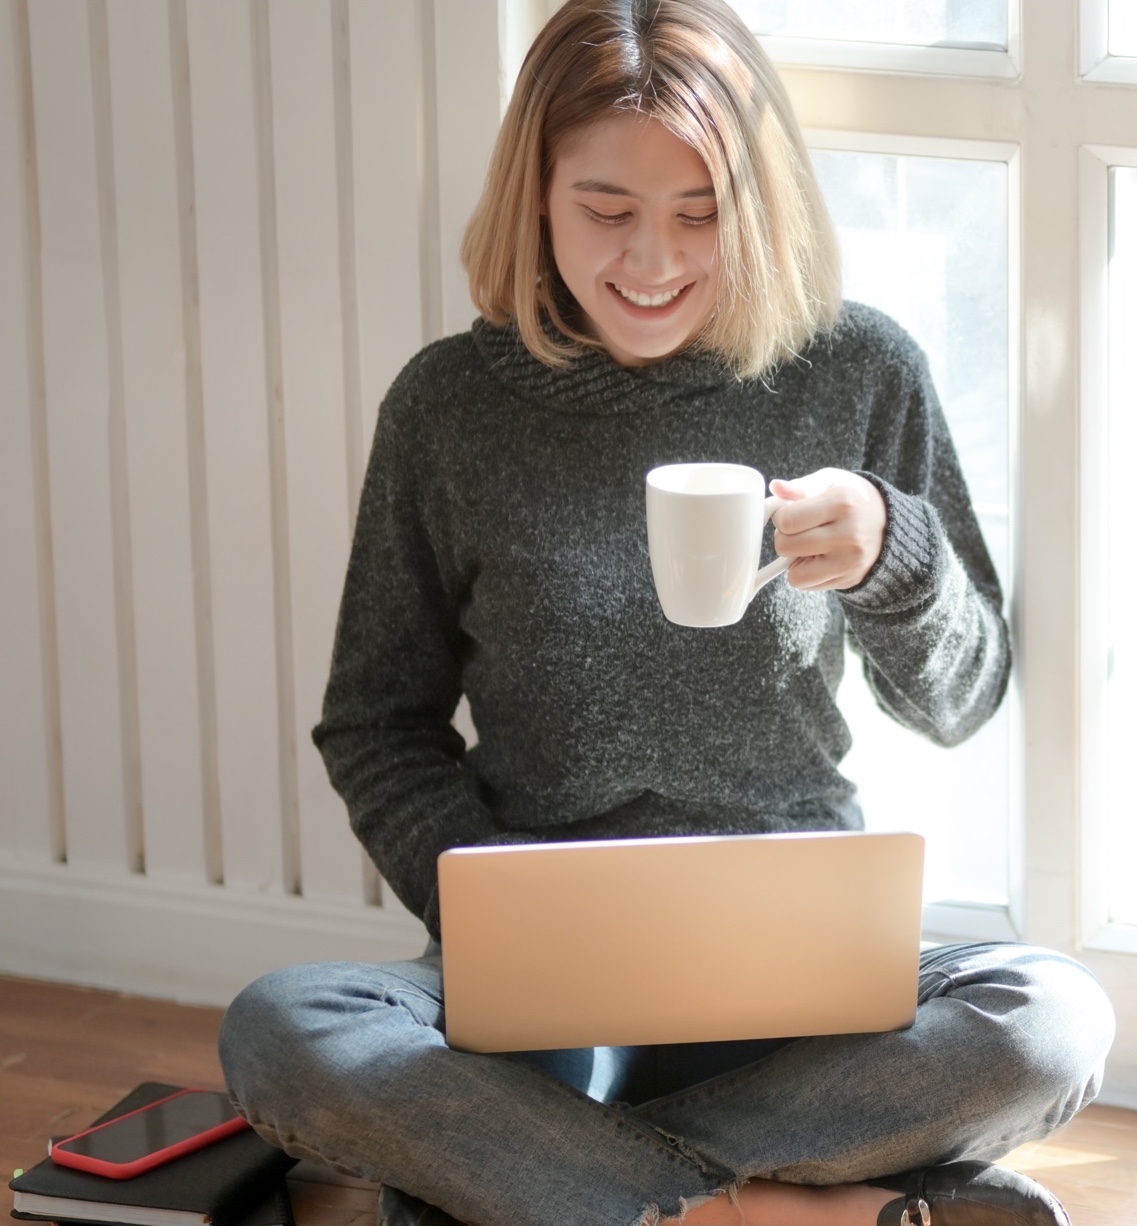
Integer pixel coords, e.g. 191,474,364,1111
646,462,764,496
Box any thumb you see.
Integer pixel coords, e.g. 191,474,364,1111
770,469,840,502
769,476,808,501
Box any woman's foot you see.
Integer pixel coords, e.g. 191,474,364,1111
870,1161,1071,1225
663,1179,894,1225
664,1161,1071,1226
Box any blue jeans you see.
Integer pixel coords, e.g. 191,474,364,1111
219,941,1113,1226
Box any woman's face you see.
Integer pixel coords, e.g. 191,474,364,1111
544,113,721,367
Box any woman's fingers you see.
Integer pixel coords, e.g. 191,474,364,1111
769,470,886,590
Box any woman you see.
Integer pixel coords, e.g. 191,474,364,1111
219,3,1114,1224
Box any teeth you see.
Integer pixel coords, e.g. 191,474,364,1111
614,284,684,307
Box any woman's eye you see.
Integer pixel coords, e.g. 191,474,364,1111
584,207,631,225
579,205,716,226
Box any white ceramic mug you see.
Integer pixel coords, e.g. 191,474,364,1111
645,462,790,627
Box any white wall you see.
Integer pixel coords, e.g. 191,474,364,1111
0,0,513,1004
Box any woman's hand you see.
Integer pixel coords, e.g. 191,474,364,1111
769,469,887,591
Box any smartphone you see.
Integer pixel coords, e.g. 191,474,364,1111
49,1088,250,1179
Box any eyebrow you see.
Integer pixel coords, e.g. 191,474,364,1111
570,179,717,200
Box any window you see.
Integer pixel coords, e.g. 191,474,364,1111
1109,0,1137,56
1082,0,1137,81
1082,149,1137,952
736,0,1137,1106
806,135,1014,927
1105,166,1137,926
739,0,1008,47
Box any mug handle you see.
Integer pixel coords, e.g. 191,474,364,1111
750,494,791,600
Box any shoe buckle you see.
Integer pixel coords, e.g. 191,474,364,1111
900,1197,931,1226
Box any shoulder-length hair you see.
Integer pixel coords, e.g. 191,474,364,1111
461,0,842,379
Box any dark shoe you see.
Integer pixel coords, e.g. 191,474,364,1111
872,1161,1071,1225
376,1184,464,1226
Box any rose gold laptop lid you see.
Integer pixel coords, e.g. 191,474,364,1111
438,830,924,1053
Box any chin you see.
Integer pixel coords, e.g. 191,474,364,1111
610,332,695,365
638,344,688,363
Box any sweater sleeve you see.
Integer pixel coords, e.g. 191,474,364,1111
312,370,497,939
836,331,1011,748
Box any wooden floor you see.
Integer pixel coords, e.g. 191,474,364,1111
2,974,1135,1226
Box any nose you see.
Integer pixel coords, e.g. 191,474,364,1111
623,218,683,283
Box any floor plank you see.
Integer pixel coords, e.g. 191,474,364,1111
2,973,1134,1225
288,1180,382,1226
1001,1105,1137,1226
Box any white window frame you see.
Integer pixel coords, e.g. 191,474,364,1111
749,36,1018,81
730,0,1019,79
1081,0,1137,83
1079,143,1137,956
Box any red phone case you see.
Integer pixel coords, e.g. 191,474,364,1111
49,1088,250,1179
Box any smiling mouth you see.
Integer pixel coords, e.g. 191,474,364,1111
610,282,691,309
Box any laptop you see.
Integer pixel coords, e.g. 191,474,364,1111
438,830,924,1052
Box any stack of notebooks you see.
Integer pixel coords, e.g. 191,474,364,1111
9,1082,296,1226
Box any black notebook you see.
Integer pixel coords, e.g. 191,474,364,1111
9,1082,296,1226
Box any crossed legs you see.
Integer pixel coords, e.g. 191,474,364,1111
220,943,1114,1226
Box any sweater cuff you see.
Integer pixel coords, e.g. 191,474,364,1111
839,474,942,611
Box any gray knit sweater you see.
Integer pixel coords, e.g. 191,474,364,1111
313,302,1009,940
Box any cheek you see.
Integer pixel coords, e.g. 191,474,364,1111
551,223,613,287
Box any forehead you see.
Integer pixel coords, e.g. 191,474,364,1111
551,113,712,189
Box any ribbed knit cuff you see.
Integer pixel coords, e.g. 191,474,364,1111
839,474,943,611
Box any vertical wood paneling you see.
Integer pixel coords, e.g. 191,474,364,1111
416,0,443,346
266,2,365,904
102,0,209,882
168,0,223,882
330,0,374,903
348,0,424,456
251,0,303,896
0,0,59,863
431,2,497,753
27,0,131,872
87,0,144,872
185,0,286,897
1,0,506,937
330,0,364,517
433,0,501,337
348,0,434,906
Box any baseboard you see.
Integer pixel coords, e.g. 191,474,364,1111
1095,1068,1137,1112
0,856,428,1006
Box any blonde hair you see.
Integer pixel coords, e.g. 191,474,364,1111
461,0,842,379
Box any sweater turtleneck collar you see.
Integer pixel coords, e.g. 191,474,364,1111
471,316,737,415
